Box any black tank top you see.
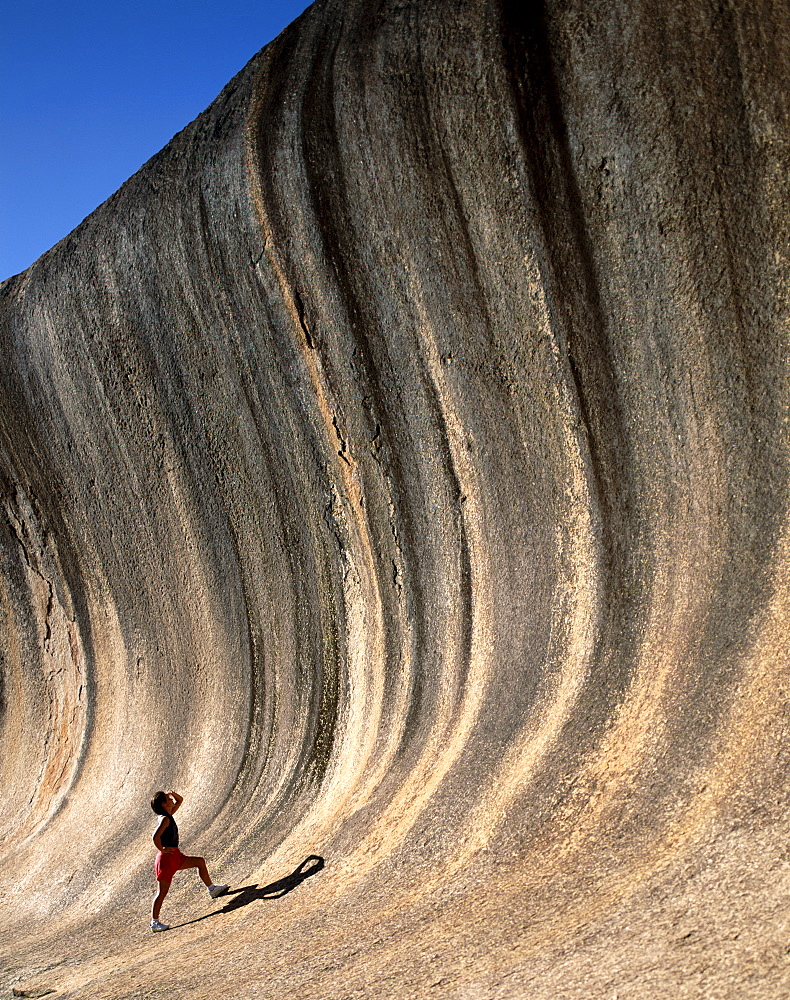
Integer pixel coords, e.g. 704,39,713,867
160,814,179,848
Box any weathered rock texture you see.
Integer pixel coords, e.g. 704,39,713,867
2,0,789,996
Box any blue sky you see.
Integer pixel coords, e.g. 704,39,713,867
1,1,311,280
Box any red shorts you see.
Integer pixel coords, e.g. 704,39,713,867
155,848,185,883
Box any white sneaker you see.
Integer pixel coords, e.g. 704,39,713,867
150,918,170,932
207,883,229,899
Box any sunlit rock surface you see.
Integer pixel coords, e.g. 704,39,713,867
2,0,789,996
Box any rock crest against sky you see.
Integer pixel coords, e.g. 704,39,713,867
1,1,789,997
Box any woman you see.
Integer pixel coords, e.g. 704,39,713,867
150,790,229,932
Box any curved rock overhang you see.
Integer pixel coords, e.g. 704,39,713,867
1,1,789,996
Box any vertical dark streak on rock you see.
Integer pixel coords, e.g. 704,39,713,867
0,386,97,829
501,0,639,719
651,1,789,737
295,290,316,349
286,6,449,756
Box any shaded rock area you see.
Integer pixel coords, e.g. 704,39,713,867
1,0,789,996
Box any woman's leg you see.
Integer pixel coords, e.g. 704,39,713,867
152,879,171,920
178,854,212,887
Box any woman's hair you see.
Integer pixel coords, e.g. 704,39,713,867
151,791,169,815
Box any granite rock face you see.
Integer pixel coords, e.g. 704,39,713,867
1,1,789,997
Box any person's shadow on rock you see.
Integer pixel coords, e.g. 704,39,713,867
221,855,324,911
173,856,324,929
